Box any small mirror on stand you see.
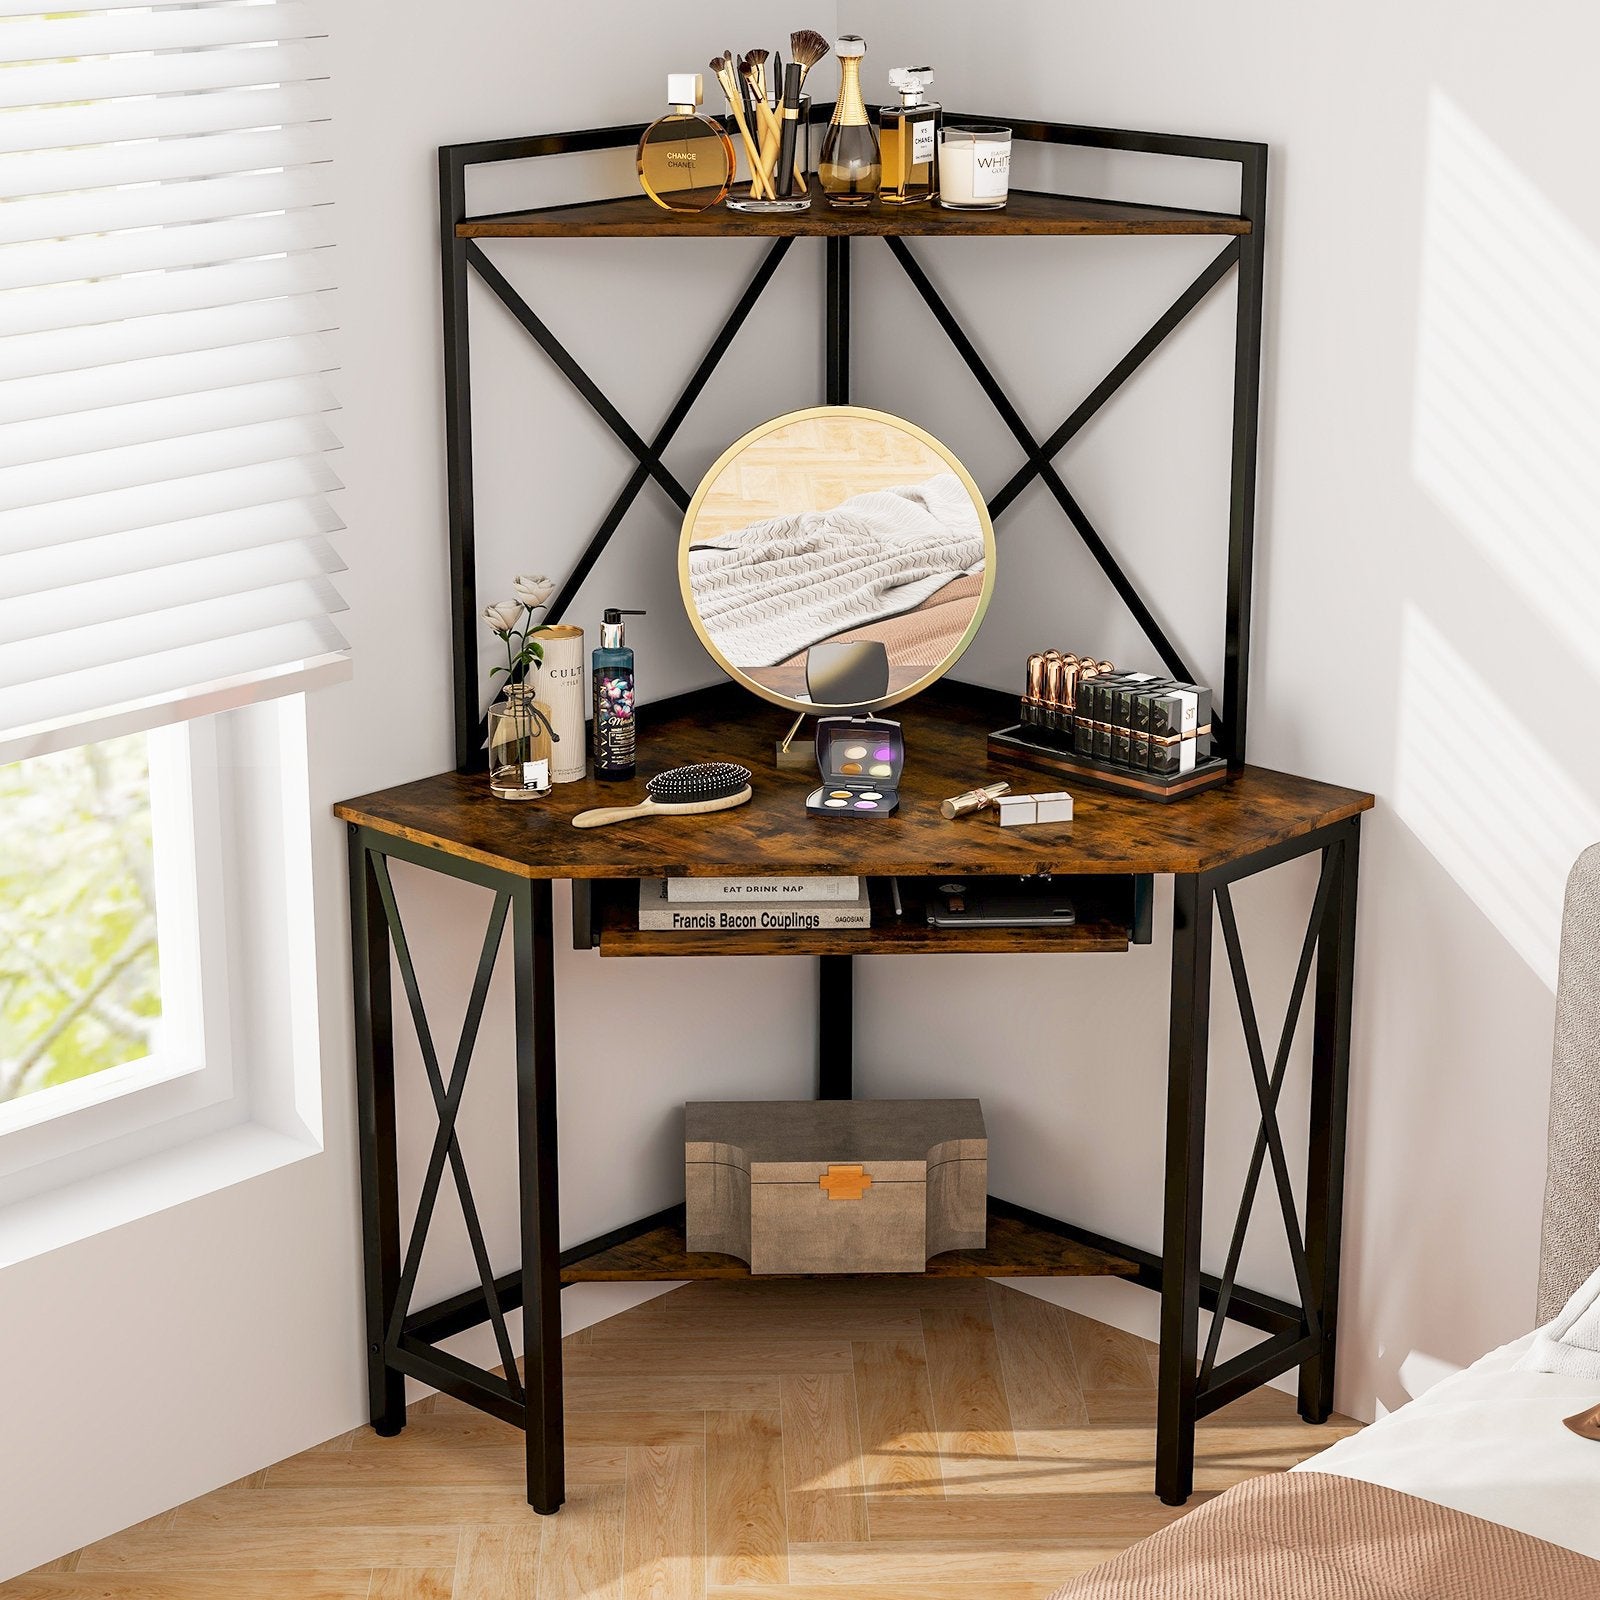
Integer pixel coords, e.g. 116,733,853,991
679,406,995,813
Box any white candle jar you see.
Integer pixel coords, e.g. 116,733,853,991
938,125,1011,209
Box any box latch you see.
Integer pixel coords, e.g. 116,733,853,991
819,1163,873,1200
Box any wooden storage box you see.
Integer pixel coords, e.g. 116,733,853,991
685,1099,987,1275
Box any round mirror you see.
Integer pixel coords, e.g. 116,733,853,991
679,406,995,716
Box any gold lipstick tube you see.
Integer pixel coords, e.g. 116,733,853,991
941,781,1010,819
1023,652,1046,728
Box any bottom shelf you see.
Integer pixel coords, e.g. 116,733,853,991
560,1198,1141,1284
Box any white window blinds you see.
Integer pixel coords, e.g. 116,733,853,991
0,0,345,762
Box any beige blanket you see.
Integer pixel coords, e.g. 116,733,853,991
1047,1471,1600,1599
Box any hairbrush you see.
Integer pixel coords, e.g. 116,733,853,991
572,763,753,829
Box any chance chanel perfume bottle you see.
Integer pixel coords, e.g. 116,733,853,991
879,66,939,204
817,36,880,207
637,74,735,213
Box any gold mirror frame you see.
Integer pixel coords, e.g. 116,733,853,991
678,405,996,717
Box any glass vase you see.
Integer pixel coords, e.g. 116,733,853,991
488,682,555,801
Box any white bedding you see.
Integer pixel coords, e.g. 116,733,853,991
1297,1332,1600,1558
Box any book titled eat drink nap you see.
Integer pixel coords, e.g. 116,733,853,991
641,879,871,931
663,875,861,903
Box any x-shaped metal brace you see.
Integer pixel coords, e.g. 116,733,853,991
1197,848,1340,1392
884,235,1238,736
465,236,794,631
370,857,523,1399
465,229,1240,744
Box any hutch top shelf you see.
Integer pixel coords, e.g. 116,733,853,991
458,182,1251,240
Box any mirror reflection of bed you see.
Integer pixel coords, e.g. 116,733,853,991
683,412,990,709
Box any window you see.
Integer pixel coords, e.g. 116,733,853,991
1,734,163,1107
0,724,214,1135
0,3,340,1217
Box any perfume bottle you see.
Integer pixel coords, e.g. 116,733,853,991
879,67,939,205
592,607,645,782
637,74,735,214
817,36,879,207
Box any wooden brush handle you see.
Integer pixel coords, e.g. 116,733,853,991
724,94,772,199
572,788,752,829
572,800,657,829
754,99,783,193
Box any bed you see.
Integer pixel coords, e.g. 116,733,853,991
1050,843,1600,1598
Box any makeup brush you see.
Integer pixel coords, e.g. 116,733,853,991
710,53,771,198
742,51,781,190
789,28,829,188
771,47,783,109
572,763,754,829
789,28,830,92
729,43,755,137
736,56,769,191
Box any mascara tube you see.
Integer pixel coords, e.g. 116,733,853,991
775,63,802,197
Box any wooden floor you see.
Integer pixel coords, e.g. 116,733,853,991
6,1279,1357,1599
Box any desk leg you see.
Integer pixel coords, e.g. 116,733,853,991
513,879,564,1514
818,954,853,1099
349,826,406,1436
1299,820,1360,1422
1157,871,1214,1505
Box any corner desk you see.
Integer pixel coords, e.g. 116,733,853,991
335,677,1373,1512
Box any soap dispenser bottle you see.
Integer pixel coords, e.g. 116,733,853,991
592,608,645,781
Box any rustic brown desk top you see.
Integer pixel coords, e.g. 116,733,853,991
335,682,1373,882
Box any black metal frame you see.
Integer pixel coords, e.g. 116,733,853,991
439,116,1267,772
346,114,1357,1519
350,807,1360,1512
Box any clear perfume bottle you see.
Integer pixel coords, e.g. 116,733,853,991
879,67,940,205
817,36,880,208
637,74,735,214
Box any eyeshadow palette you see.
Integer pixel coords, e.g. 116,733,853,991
805,715,904,817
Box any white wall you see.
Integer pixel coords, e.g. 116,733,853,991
843,0,1600,1416
5,0,1598,1576
0,2,807,1579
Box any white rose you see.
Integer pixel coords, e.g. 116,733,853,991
483,600,522,634
512,574,555,610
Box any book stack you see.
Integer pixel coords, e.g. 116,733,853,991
640,876,871,932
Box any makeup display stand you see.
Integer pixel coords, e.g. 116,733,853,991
335,116,1375,1518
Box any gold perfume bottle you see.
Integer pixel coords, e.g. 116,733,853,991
817,36,879,207
879,67,939,205
637,74,735,213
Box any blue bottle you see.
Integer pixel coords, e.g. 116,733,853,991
592,608,645,781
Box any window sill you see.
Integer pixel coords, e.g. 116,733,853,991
0,1120,320,1268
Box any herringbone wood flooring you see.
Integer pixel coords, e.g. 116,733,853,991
5,1279,1357,1598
